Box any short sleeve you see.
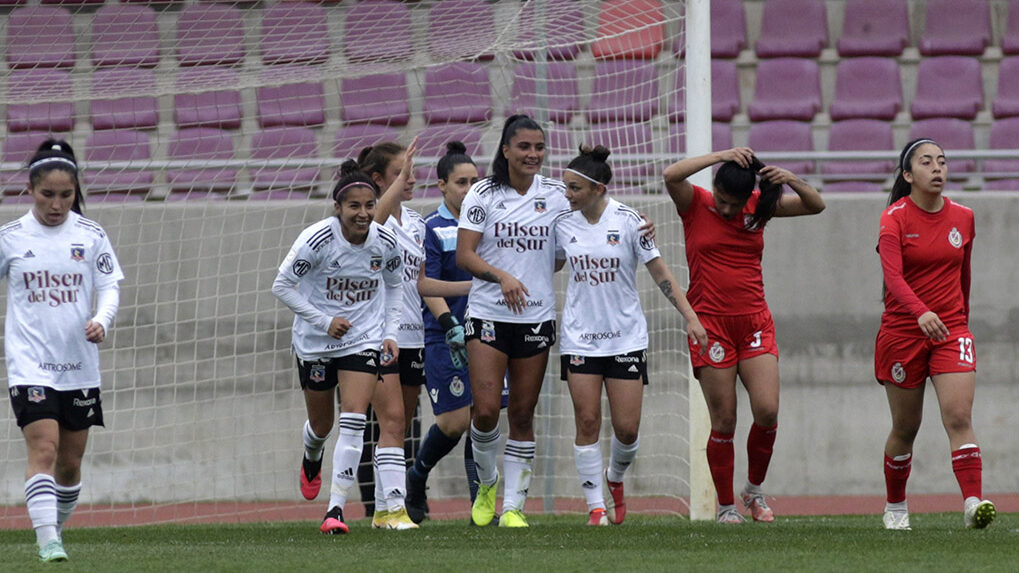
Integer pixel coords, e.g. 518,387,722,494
679,185,710,224
93,233,125,288
457,185,489,234
277,228,321,283
383,242,403,287
632,216,661,265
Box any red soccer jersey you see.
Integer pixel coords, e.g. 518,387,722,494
679,185,767,316
878,196,974,336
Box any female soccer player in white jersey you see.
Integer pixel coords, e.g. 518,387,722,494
456,114,570,528
554,146,708,526
2,140,124,562
272,161,410,533
663,148,824,524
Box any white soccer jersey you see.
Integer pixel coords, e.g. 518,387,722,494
386,206,425,348
272,217,402,360
0,211,124,390
458,175,569,323
555,199,660,356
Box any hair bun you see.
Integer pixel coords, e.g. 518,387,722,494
338,159,361,177
578,144,611,163
36,138,76,162
445,141,467,155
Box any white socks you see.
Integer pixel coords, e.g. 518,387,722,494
469,422,500,486
374,446,407,512
55,482,81,536
302,420,330,462
502,439,536,513
574,443,605,512
26,474,58,546
607,434,639,483
329,413,366,510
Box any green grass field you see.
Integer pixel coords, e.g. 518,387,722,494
2,513,1015,572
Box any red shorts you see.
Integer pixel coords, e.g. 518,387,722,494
874,326,977,388
688,309,778,372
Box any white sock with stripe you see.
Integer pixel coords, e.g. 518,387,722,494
26,474,58,547
574,443,605,512
328,413,366,510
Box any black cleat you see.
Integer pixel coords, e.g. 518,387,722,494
405,467,430,524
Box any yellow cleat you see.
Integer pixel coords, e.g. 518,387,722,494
371,509,391,529
498,509,529,528
471,475,499,527
384,507,420,530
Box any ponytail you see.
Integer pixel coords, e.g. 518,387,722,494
888,138,942,206
713,156,782,230
28,139,84,215
357,141,405,191
491,114,544,187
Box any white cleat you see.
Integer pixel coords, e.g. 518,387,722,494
883,508,911,530
963,499,996,529
717,506,745,524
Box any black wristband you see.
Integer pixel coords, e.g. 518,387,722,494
437,312,458,332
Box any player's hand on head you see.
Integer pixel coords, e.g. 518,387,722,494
85,320,105,343
759,165,796,185
720,147,754,168
500,274,529,315
917,311,949,342
328,317,352,339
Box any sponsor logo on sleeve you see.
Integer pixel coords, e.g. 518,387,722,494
96,253,114,274
639,234,656,251
467,206,486,225
370,255,383,272
292,259,311,277
385,256,401,272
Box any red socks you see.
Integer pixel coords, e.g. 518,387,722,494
951,446,982,500
884,453,912,503
747,423,777,487
707,430,735,505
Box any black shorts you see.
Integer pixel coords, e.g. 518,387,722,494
379,347,426,386
9,386,105,430
465,318,556,359
297,350,380,391
560,350,649,385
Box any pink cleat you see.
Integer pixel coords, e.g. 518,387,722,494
587,508,609,526
320,506,349,534
740,489,775,523
605,470,626,525
300,456,322,500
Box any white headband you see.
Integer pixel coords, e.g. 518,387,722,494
28,156,77,172
564,168,603,186
901,139,937,172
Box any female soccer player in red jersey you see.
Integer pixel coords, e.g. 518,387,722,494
663,147,825,524
875,138,995,531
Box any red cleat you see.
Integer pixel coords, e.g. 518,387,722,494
587,508,608,526
605,470,626,525
320,506,349,534
300,456,322,500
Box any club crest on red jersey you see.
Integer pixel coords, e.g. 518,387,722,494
70,244,85,261
948,227,963,248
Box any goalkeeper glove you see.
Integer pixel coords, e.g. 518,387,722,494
438,312,468,369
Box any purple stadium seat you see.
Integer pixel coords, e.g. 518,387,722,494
175,67,243,129
6,70,75,133
515,0,585,61
413,124,485,187
6,6,75,69
838,0,910,57
992,57,1019,118
91,68,158,131
341,73,409,126
1,132,51,195
676,0,747,59
670,60,740,123
747,58,821,122
344,0,413,64
982,118,1019,188
509,62,579,124
920,0,990,56
821,120,895,192
1003,0,1019,54
166,128,237,195
261,3,330,65
428,0,495,61
908,118,976,174
333,125,403,161
91,4,160,68
910,57,983,120
583,122,653,187
755,0,827,58
84,130,153,196
257,72,326,128
668,122,734,155
586,61,659,123
423,63,492,124
591,0,665,60
829,58,902,121
747,121,814,174
40,0,102,5
250,127,321,191
176,4,244,67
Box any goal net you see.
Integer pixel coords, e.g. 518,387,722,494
0,0,706,527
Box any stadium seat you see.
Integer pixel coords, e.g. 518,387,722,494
509,62,579,124
40,0,102,5
423,62,492,124
747,58,821,122
583,122,653,187
1003,0,1019,54
821,120,895,193
166,128,237,196
515,0,586,61
709,0,746,58
908,118,976,175
838,0,910,57
586,61,659,123
747,120,815,174
6,70,75,133
919,0,991,56
174,67,243,130
91,4,160,68
910,57,983,120
257,72,326,128
249,127,321,191
6,6,75,69
1,132,51,195
91,68,159,131
341,73,410,126
84,129,154,196
669,60,740,123
428,0,495,61
982,118,1019,189
260,3,330,65
412,124,485,187
829,58,903,121
344,0,413,64
668,122,734,155
176,3,245,67
333,124,403,162
591,0,665,60
992,57,1019,118
755,0,827,58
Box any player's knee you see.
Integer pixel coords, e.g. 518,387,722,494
574,412,601,438
711,416,737,434
614,426,639,445
54,460,81,484
507,411,534,435
942,410,973,436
